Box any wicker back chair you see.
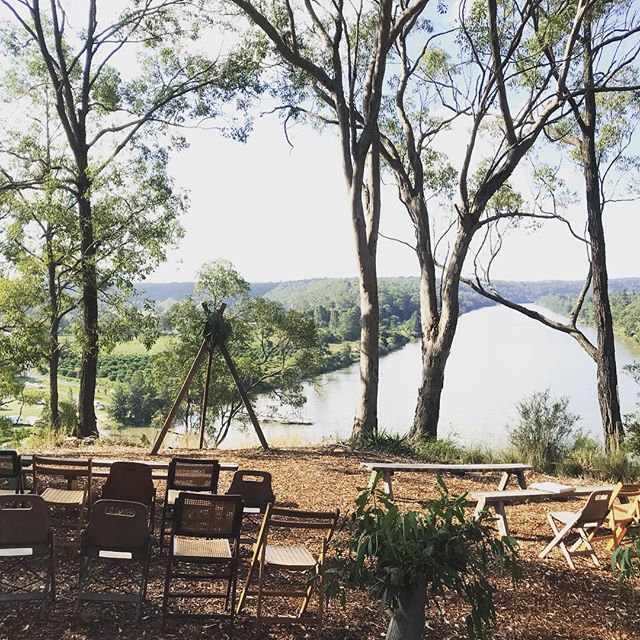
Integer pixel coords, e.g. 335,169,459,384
33,456,92,549
74,500,152,621
102,462,156,531
160,458,220,551
0,450,23,494
0,494,55,620
237,504,340,636
162,492,243,631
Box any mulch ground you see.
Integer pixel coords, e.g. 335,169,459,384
1,443,639,640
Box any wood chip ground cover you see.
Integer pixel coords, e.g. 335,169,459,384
1,444,638,639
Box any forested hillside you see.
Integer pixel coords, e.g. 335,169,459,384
537,291,640,347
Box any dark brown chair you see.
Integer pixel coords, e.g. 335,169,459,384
226,470,275,514
162,492,243,631
160,458,220,552
237,505,339,637
0,450,24,495
102,462,156,532
0,494,55,620
74,500,151,620
33,456,92,549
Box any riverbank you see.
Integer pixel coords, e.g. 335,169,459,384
4,443,639,640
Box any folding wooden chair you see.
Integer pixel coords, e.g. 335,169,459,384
162,492,243,631
237,505,339,636
33,456,92,549
160,457,220,552
0,450,24,495
102,462,156,532
0,494,55,620
74,500,151,621
594,483,640,550
539,489,612,569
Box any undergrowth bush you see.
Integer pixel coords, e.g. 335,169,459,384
509,389,579,472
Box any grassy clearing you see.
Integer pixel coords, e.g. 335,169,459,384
109,334,174,356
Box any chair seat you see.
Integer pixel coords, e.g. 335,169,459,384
173,536,231,559
265,545,316,568
549,511,576,524
41,487,85,505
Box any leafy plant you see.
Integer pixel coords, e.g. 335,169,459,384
331,477,519,640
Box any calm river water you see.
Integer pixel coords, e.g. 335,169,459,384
221,304,640,449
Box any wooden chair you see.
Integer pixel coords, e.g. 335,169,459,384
160,457,220,552
0,450,24,495
237,505,339,636
539,489,612,569
595,482,640,550
33,456,92,549
162,492,243,631
0,494,55,620
74,500,151,621
101,462,156,532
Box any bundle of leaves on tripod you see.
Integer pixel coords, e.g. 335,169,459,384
332,477,519,640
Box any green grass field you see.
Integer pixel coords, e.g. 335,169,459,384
109,334,174,356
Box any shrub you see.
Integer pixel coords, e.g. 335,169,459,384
509,389,579,472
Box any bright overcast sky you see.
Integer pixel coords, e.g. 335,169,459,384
150,113,640,284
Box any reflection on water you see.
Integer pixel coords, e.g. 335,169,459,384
115,304,640,449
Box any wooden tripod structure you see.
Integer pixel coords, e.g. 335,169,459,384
150,304,269,454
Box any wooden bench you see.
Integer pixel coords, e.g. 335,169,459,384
362,462,532,500
472,484,614,537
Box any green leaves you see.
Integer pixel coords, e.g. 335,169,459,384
334,477,519,638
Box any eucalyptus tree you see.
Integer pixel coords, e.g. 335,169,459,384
375,0,599,439
463,1,640,450
224,0,431,438
0,0,262,435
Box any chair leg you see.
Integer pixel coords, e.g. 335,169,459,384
50,542,56,603
162,558,173,631
237,541,261,614
255,551,266,634
539,514,578,567
74,556,90,619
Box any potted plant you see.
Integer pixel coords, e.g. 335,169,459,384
331,476,519,640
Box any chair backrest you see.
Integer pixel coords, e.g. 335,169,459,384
0,494,50,546
33,455,92,500
0,450,21,490
82,499,150,552
260,505,339,546
577,490,613,525
173,493,243,540
167,457,219,493
102,461,154,506
226,470,275,510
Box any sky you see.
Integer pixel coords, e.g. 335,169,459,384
150,114,640,284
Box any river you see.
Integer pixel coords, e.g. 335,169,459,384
220,304,640,449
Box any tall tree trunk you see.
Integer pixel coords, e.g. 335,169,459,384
581,26,623,451
77,173,99,437
386,582,426,640
46,244,61,431
351,166,380,439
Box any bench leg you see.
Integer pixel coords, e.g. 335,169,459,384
495,501,510,538
516,470,527,489
382,471,393,500
497,472,510,491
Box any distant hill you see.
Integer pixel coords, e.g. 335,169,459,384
134,276,640,309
